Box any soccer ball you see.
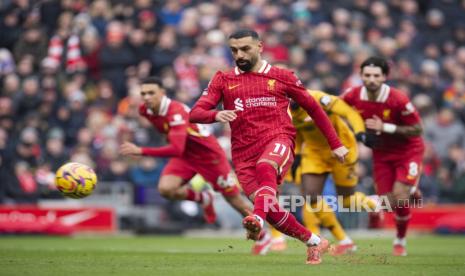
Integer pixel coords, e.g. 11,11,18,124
55,162,98,199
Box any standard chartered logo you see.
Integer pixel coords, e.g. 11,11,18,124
234,98,244,111
234,97,277,111
245,97,277,107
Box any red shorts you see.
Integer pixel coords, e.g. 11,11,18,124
162,157,240,197
235,137,294,197
373,151,424,195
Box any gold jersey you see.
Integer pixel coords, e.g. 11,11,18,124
292,90,365,153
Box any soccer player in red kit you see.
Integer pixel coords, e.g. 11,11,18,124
342,56,425,256
119,77,272,255
189,29,348,264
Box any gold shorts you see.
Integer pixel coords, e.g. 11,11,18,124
289,146,358,187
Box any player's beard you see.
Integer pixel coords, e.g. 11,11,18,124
236,56,257,72
365,82,381,94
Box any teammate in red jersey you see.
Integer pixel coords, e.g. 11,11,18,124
189,29,348,264
119,76,272,255
342,56,425,256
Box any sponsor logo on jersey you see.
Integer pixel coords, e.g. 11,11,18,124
234,97,277,110
234,98,244,111
320,95,331,106
228,84,240,90
245,97,277,108
303,116,313,122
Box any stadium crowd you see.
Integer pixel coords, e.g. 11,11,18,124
0,0,465,205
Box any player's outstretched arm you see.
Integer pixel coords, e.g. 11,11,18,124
119,141,142,156
119,128,188,158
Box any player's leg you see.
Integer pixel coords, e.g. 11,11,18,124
334,155,378,212
268,172,294,251
240,138,330,264
302,173,352,252
159,158,216,223
373,159,405,256
301,205,321,235
157,175,189,200
337,184,384,229
391,181,411,256
391,157,422,256
334,156,382,230
222,189,273,255
197,161,272,255
382,157,423,257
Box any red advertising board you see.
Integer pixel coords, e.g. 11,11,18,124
383,204,465,232
0,205,116,234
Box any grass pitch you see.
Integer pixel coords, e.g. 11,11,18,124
0,234,464,275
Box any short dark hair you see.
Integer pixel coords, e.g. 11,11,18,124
360,56,390,75
228,29,260,40
141,76,163,87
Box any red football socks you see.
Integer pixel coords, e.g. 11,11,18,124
185,189,202,202
253,162,278,220
254,162,312,242
395,206,410,239
268,203,312,243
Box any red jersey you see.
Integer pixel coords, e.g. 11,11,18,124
342,84,425,157
139,96,226,162
190,60,342,164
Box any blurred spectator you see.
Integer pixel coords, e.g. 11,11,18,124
425,108,465,160
45,12,86,73
420,143,441,203
438,144,465,202
0,127,41,203
150,27,178,76
130,157,165,205
0,7,23,50
13,25,48,69
42,127,69,171
13,76,42,121
0,48,16,76
99,20,136,98
100,157,131,182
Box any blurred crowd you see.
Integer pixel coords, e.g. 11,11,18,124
0,0,465,205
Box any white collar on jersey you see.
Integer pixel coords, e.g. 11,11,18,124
360,83,390,103
158,95,171,116
234,60,272,75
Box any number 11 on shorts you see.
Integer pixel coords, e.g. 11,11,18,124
273,143,287,156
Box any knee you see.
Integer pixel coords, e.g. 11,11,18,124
336,186,355,198
391,189,409,201
158,185,175,199
305,190,320,204
302,185,320,204
391,190,410,208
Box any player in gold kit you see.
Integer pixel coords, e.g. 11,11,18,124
270,89,379,255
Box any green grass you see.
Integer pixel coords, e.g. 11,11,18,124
0,235,464,275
